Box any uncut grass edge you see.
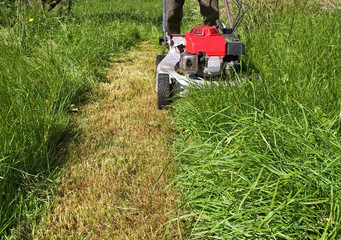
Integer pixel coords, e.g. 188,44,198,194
171,3,341,239
0,0,163,236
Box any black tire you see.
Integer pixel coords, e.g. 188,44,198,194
156,55,165,68
157,74,171,109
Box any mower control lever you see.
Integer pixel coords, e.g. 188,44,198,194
216,20,233,34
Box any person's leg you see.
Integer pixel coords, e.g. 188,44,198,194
198,0,219,26
166,0,185,35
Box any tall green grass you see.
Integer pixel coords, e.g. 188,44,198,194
0,0,162,236
173,2,340,239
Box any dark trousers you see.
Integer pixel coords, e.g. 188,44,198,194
166,0,219,35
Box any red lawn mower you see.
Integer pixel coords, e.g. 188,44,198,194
156,0,249,109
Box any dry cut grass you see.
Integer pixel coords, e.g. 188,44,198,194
34,42,181,239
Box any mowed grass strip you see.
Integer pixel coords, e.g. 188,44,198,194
33,42,181,239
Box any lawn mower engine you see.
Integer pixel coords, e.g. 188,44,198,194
156,0,248,109
179,26,244,78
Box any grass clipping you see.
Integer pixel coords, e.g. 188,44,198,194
34,42,180,239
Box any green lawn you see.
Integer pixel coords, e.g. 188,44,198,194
172,1,341,239
1,0,340,238
0,0,161,236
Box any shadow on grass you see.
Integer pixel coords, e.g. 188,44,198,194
9,121,80,239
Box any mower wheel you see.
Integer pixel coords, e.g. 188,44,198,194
156,55,165,68
157,74,171,109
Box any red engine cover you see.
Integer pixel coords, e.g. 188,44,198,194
185,26,226,56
